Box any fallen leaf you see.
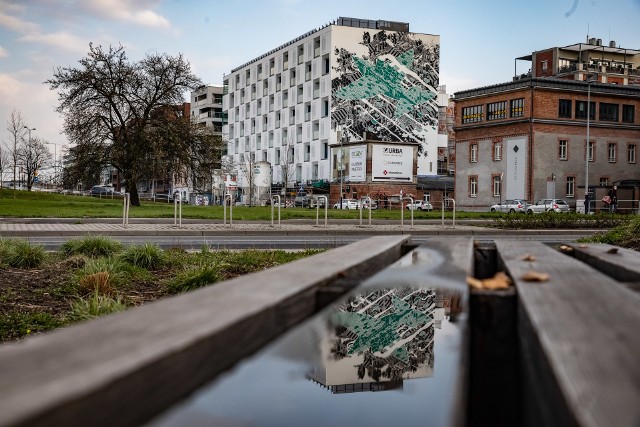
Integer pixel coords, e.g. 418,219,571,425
606,248,619,254
467,272,512,290
522,271,550,282
559,245,573,252
466,276,484,289
522,254,536,262
483,272,512,290
578,244,588,248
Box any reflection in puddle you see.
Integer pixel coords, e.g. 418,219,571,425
149,286,464,427
310,288,436,393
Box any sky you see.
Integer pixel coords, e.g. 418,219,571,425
1,0,639,151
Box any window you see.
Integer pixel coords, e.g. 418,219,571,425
629,144,637,163
493,176,501,197
469,176,478,198
565,176,575,198
558,140,568,160
622,105,635,123
576,100,595,120
599,177,609,186
599,103,619,122
510,98,524,118
587,141,594,162
424,192,431,202
487,101,507,120
470,143,478,162
558,99,572,118
541,61,548,71
493,142,502,160
462,105,483,124
608,143,617,163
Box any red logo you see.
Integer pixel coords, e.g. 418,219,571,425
383,170,388,175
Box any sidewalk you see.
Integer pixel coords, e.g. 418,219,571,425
0,218,594,237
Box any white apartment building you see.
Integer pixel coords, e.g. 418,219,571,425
223,17,441,191
191,85,225,133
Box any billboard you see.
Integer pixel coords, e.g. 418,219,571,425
372,144,413,182
349,145,367,182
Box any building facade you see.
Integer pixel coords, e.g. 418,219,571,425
454,39,640,212
222,17,441,200
191,85,225,133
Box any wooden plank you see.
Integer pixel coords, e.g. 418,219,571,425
0,235,410,427
495,241,640,427
565,243,640,291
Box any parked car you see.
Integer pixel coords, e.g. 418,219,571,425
360,198,378,210
333,199,359,209
490,199,530,213
526,199,571,214
294,192,310,207
405,201,433,211
89,185,119,196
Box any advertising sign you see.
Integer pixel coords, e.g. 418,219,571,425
372,144,413,182
349,145,367,182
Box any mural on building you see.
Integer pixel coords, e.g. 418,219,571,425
332,30,440,157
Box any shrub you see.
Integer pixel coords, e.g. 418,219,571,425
73,258,127,292
61,236,123,258
68,291,127,321
118,243,165,269
6,240,46,268
166,265,223,294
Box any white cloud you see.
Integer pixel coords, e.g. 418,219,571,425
0,73,64,146
0,9,40,34
0,46,8,58
19,31,89,54
74,0,170,29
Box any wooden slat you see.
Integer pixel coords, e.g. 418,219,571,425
566,243,640,291
0,235,410,427
495,241,640,427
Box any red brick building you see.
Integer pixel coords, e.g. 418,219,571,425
453,40,640,212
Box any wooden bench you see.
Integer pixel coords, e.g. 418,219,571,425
495,241,640,427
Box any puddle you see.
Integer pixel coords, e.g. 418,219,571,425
148,283,465,427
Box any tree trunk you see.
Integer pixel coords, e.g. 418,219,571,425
125,174,140,206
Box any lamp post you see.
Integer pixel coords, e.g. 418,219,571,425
584,73,597,213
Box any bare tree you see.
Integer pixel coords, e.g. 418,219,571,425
16,136,51,190
5,109,27,189
46,44,201,206
0,143,9,188
237,153,256,206
278,137,297,206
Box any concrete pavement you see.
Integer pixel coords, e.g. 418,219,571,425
0,217,597,237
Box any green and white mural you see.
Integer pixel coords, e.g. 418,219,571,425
332,30,440,158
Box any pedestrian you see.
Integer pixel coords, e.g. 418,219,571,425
607,186,618,213
584,193,591,214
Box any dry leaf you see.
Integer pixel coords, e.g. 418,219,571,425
467,272,512,290
482,272,512,290
578,244,588,248
606,248,619,254
522,254,536,262
559,245,573,252
522,271,550,282
466,276,484,289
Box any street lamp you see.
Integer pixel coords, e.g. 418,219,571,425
584,73,597,213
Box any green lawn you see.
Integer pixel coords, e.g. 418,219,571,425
0,188,483,220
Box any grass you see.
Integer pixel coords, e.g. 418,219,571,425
0,237,325,342
578,216,640,250
0,239,47,268
0,188,488,220
61,236,123,258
